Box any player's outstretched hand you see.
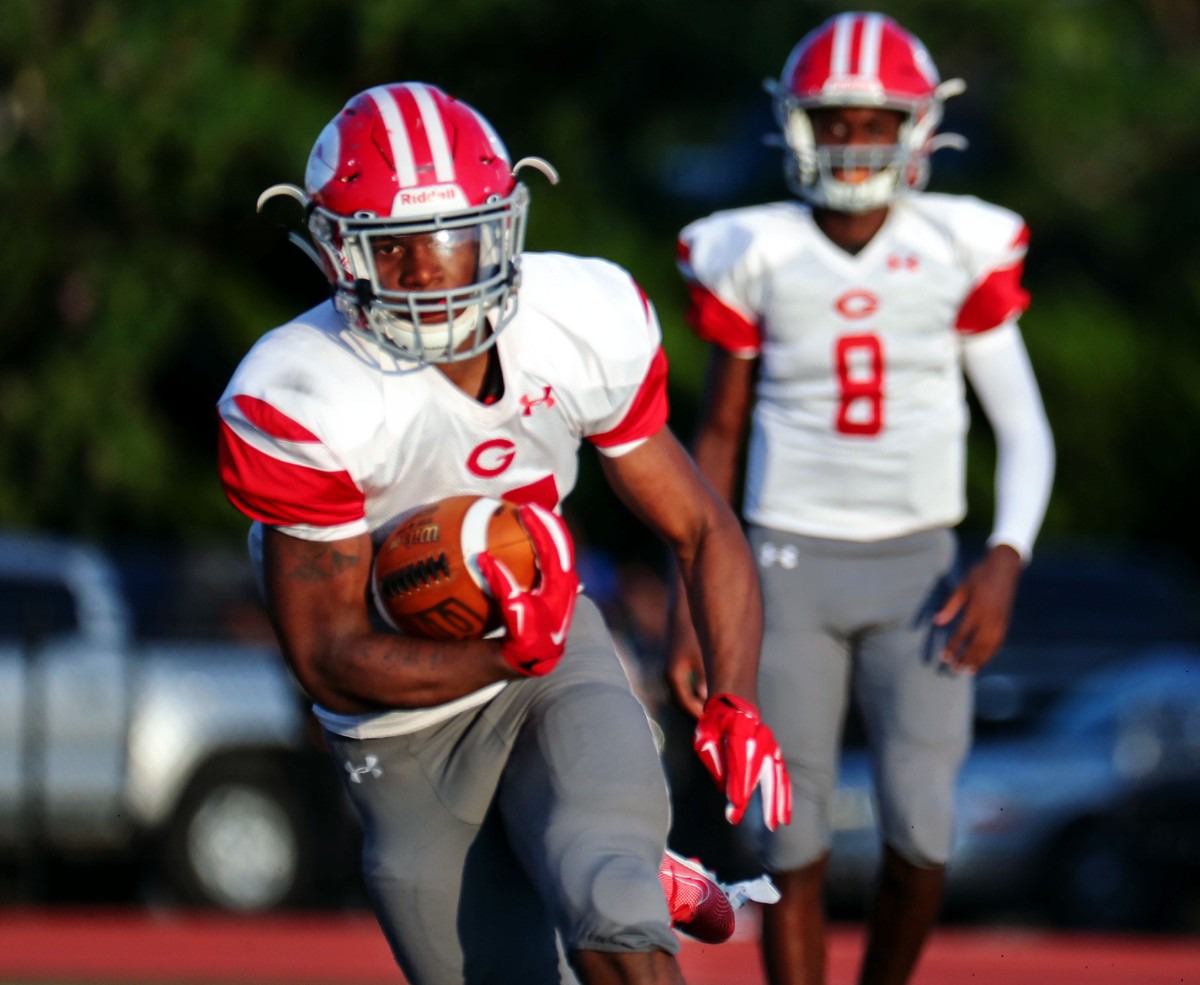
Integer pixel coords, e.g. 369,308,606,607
478,503,579,678
694,693,791,830
934,543,1022,675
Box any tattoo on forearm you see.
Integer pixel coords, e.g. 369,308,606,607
348,638,440,671
286,542,362,583
387,637,444,669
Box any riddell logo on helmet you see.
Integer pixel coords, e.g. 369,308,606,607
400,188,458,205
822,76,885,98
392,185,468,214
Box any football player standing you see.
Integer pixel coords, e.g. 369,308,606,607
669,13,1055,985
217,82,789,985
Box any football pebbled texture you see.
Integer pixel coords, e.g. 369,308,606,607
372,495,537,640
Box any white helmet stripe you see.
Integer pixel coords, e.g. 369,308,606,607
830,13,885,80
830,13,854,76
409,83,456,183
366,85,418,188
858,14,885,80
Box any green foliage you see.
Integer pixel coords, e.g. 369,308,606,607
0,0,1196,566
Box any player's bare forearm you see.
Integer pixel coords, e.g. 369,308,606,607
307,630,516,714
603,430,762,707
676,506,762,702
663,348,757,714
666,579,707,717
262,526,517,713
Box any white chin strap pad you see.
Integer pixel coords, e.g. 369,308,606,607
375,304,483,362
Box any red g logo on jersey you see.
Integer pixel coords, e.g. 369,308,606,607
467,439,516,477
834,290,879,319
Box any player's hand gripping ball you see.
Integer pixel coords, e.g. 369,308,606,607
477,502,579,676
373,495,538,641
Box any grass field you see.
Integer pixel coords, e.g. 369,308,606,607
1,907,1198,984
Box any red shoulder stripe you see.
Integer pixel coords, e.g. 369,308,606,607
589,347,670,450
955,226,1032,334
234,394,321,441
217,416,365,527
686,282,761,355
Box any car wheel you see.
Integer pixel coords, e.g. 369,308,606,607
162,763,313,912
1043,821,1150,930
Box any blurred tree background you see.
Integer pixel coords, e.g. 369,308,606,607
0,0,1197,579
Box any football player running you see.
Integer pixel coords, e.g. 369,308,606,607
669,14,1054,985
217,82,789,985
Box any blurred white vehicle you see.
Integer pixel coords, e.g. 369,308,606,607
0,530,357,911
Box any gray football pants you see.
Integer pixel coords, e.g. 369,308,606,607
323,596,679,985
748,525,973,871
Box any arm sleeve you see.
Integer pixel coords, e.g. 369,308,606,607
961,322,1055,560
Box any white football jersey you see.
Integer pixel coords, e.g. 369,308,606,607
678,192,1031,542
218,251,669,548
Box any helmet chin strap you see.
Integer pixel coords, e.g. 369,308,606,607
256,182,327,274
810,168,902,213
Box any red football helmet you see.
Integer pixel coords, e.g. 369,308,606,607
766,13,965,212
259,82,556,362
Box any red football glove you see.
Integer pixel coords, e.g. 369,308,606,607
694,693,792,830
477,503,579,677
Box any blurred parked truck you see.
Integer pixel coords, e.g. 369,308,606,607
0,530,356,911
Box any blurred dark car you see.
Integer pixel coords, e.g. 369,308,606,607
1102,770,1200,931
973,545,1200,736
826,546,1200,931
829,650,1200,929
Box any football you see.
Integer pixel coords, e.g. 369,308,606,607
372,495,538,640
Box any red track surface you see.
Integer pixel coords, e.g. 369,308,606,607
0,908,1197,984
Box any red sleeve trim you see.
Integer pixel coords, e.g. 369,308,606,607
217,416,365,527
685,282,762,354
678,238,761,355
955,226,1032,334
588,346,670,449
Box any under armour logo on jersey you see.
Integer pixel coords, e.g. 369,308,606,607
519,387,555,416
344,755,382,783
759,542,800,570
887,253,920,272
